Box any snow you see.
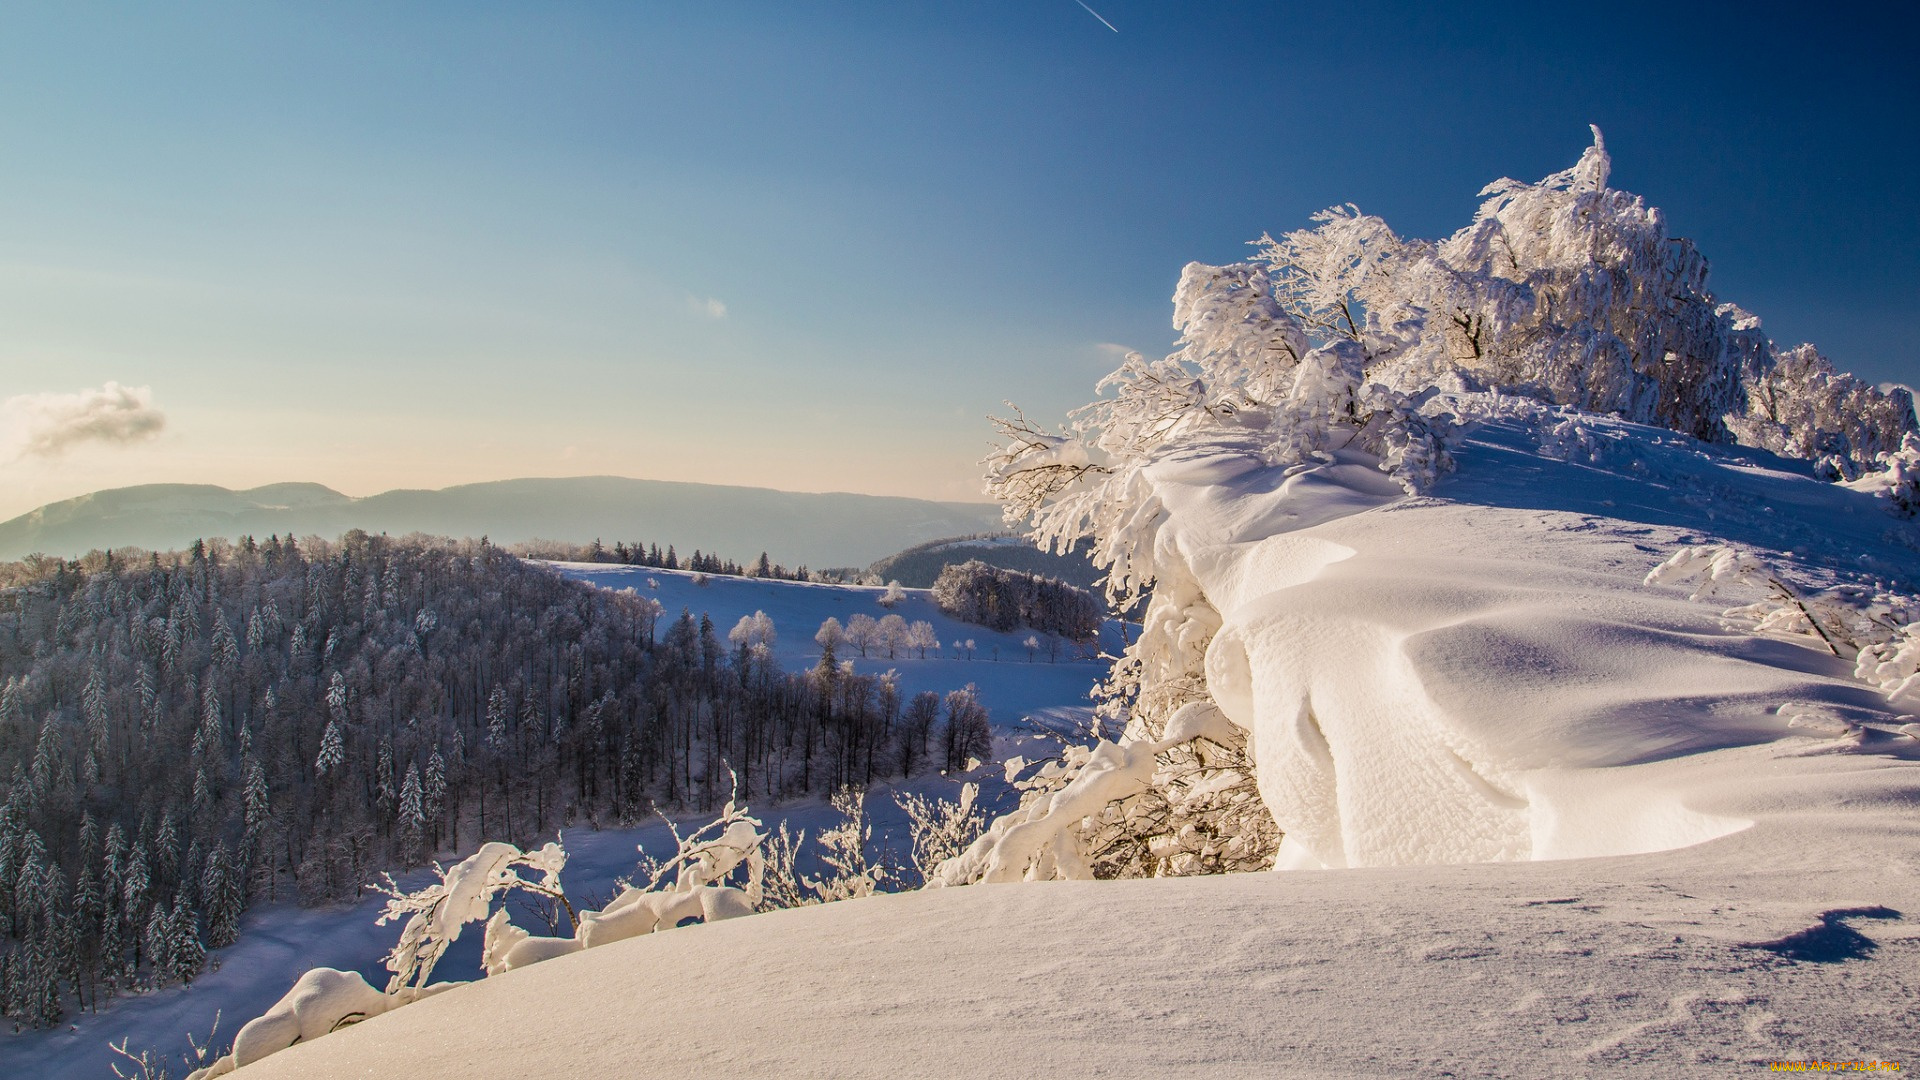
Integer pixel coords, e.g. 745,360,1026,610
188,406,1920,1076
221,817,1920,1078
1147,410,1919,869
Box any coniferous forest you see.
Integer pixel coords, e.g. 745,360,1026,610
0,531,956,1028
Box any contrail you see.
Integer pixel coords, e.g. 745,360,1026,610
1074,0,1119,32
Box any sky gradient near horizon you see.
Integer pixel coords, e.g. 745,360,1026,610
1,1,1915,519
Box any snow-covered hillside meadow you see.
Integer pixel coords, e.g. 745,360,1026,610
543,563,1122,734
2,570,1107,1080
203,406,1920,1079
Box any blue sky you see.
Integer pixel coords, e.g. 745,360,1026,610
0,1,1913,516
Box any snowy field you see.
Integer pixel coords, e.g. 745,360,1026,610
225,820,1920,1079
543,562,1124,735
200,408,1920,1077
3,570,1104,1080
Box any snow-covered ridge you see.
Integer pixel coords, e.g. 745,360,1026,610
1149,405,1918,869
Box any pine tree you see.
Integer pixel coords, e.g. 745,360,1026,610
397,764,424,862
315,720,345,776
143,903,172,987
201,843,242,949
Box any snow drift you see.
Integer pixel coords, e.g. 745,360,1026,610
1146,409,1917,869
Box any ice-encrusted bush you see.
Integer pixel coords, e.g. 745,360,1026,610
758,786,889,907
932,702,1274,883
1843,432,1920,517
894,782,985,884
184,797,770,1078
974,130,1915,882
1647,544,1920,712
181,780,945,1077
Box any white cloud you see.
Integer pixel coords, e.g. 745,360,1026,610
1877,381,1915,399
686,295,728,320
1,381,166,460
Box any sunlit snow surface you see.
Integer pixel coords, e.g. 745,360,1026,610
28,413,1920,1078
1157,413,1920,869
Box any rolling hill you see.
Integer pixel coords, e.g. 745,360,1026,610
0,476,1004,568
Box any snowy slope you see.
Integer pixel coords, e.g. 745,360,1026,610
544,564,1123,733
228,817,1920,1079
205,408,1920,1077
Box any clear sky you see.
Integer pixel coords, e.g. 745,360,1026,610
1,0,1914,518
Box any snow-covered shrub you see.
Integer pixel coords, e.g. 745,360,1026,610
895,783,985,885
1856,627,1920,710
933,702,1271,883
1647,544,1920,710
189,798,770,1078
1727,346,1917,479
755,787,899,906
374,840,572,992
1843,432,1920,517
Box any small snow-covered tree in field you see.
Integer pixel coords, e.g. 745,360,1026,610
879,580,907,607
844,613,878,657
907,620,938,658
727,610,777,652
876,613,908,659
815,617,845,654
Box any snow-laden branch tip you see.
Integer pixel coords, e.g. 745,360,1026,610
1648,543,1920,706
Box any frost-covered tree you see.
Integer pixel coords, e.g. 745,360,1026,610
941,686,991,772
876,614,909,659
727,610,777,652
843,613,878,658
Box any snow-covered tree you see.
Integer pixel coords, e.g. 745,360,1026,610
907,620,939,659
843,613,878,658
727,610,777,652
876,614,909,659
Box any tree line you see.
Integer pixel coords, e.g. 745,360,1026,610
509,538,818,582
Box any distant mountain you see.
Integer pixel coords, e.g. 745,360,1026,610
0,477,1005,568
869,534,1104,591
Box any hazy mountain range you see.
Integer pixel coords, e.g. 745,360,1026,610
0,476,1006,568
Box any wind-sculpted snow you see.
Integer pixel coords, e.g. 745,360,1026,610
1139,409,1920,869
